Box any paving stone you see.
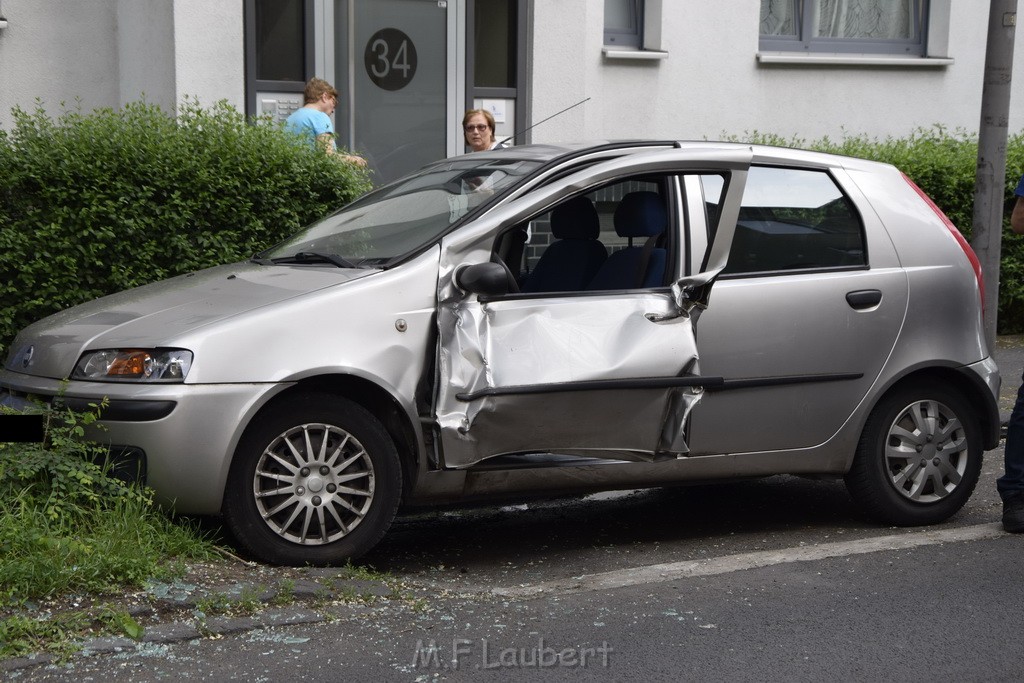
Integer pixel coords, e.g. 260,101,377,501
0,653,54,673
141,621,203,643
78,636,138,655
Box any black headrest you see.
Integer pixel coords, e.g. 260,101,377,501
550,196,601,240
613,191,667,238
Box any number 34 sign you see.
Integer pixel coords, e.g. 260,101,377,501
364,28,418,91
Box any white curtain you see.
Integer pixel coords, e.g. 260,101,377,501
814,0,915,40
760,0,916,39
760,0,796,36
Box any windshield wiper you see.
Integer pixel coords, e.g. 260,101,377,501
269,252,359,269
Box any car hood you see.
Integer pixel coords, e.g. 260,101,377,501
5,262,376,379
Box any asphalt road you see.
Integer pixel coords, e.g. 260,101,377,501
10,455,1022,681
6,338,1024,682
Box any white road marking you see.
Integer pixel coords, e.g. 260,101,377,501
491,523,1010,598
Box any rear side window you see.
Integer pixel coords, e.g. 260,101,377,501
720,166,866,275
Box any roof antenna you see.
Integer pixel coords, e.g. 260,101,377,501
497,97,591,147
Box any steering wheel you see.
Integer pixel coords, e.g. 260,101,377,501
493,257,520,294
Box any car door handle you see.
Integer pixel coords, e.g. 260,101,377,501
846,289,882,309
646,311,685,323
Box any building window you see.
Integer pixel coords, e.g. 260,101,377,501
474,0,517,88
253,0,306,82
604,0,643,48
760,0,929,56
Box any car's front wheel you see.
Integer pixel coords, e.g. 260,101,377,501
844,381,983,526
222,393,402,565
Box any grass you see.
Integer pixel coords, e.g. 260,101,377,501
0,401,221,660
0,490,213,605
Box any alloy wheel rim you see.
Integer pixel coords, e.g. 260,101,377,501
253,423,375,545
884,399,967,503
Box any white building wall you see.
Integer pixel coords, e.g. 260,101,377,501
0,1,1020,148
170,0,244,109
530,0,1023,145
0,0,120,129
117,0,176,112
0,0,243,130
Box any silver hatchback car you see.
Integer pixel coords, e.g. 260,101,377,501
0,141,1000,565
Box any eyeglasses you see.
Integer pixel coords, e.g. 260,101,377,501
464,124,489,132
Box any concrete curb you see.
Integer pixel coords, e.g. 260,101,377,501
0,572,403,674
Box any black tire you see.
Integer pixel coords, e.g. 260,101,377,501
844,380,983,526
222,393,401,566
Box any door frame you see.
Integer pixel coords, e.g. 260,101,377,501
432,148,752,469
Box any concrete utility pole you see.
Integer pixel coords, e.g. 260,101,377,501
972,0,1018,351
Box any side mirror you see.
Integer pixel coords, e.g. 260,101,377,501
455,262,513,296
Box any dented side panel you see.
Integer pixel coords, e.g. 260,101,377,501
436,293,704,466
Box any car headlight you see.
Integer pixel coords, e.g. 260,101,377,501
72,349,193,382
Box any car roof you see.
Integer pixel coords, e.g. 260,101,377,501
472,140,894,174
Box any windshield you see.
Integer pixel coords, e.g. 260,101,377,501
260,157,542,266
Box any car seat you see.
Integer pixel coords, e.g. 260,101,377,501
520,196,608,293
586,191,667,290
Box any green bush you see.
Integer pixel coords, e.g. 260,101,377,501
0,98,372,355
728,127,1024,333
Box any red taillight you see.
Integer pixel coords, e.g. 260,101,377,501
901,173,985,313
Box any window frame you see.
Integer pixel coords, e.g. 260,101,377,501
715,165,869,278
493,173,680,298
243,0,315,118
759,0,930,57
604,0,644,49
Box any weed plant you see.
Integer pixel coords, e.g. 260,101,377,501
0,400,218,659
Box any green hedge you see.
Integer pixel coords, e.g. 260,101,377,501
731,127,1024,333
0,99,372,355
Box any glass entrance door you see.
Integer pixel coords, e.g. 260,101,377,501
335,0,448,183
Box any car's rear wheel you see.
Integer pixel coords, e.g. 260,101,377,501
223,393,401,566
845,381,982,526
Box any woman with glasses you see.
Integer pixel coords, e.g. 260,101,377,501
462,109,508,152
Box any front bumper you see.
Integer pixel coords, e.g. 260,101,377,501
0,369,286,514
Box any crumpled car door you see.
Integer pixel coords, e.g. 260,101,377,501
433,148,751,468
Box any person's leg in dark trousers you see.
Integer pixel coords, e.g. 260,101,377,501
998,371,1024,532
